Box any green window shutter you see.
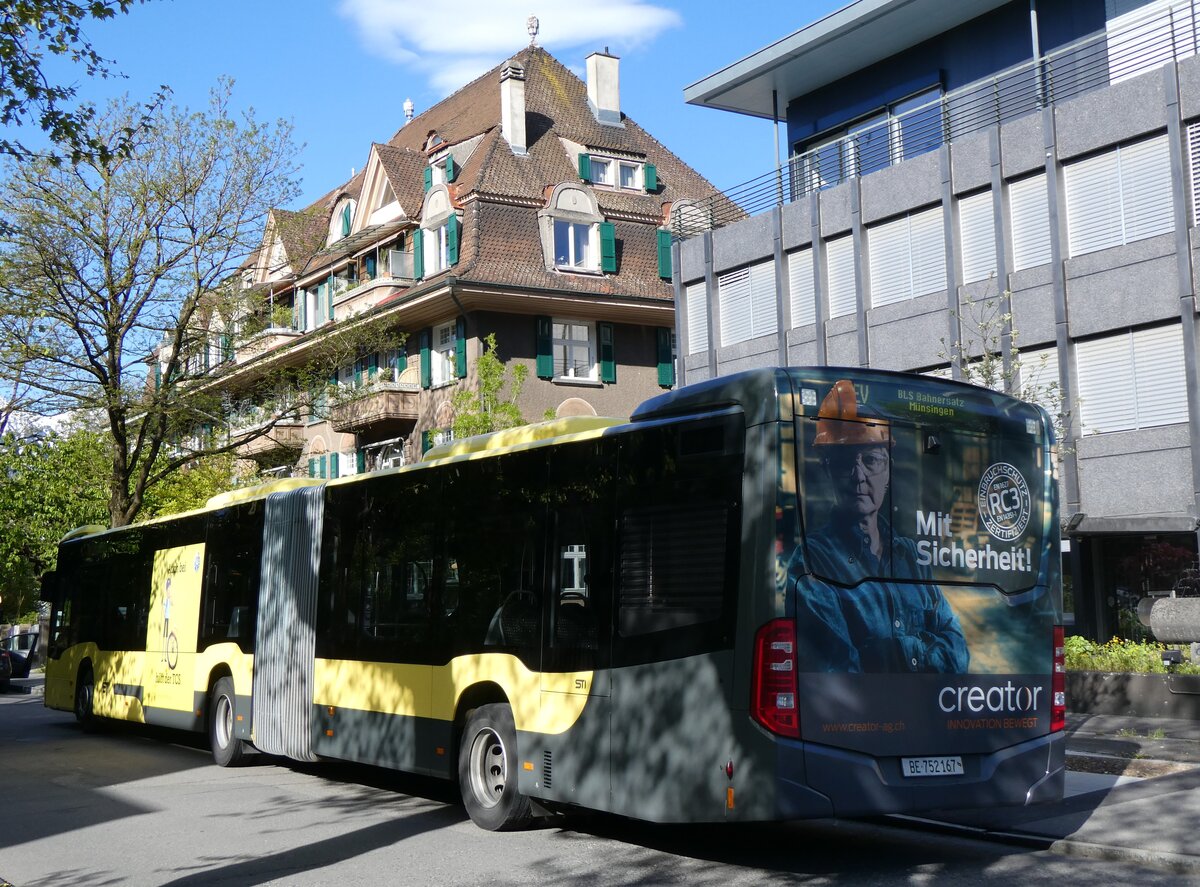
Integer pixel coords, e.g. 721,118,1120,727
396,343,408,373
329,452,339,478
657,228,672,280
447,215,460,265
420,327,432,389
319,455,327,479
599,222,617,273
365,254,376,278
221,333,232,361
535,315,553,379
308,458,316,478
327,276,335,321
341,204,351,237
445,155,456,182
644,163,658,192
423,166,433,192
421,430,433,454
599,322,616,383
368,352,378,379
354,358,363,388
656,327,674,388
356,449,366,474
578,152,591,182
202,342,210,371
154,364,161,390
297,292,306,330
454,315,466,378
413,229,425,279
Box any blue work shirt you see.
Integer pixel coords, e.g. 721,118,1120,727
788,517,970,674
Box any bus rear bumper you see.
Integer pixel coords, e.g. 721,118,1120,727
779,731,1066,818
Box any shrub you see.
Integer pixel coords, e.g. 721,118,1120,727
1064,635,1200,674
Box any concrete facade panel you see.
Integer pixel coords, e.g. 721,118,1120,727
1009,284,1058,349
1065,242,1180,339
1054,70,1168,162
826,330,859,365
860,151,941,225
1076,425,1193,517
712,213,775,274
950,129,993,195
999,113,1046,179
1177,54,1200,120
781,198,815,251
679,236,706,285
868,309,951,371
819,182,853,237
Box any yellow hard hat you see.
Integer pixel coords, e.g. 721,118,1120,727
813,379,890,446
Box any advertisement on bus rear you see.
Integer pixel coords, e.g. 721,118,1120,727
784,374,1059,755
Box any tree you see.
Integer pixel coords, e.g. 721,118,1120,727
0,80,379,527
942,291,1070,447
0,424,110,622
0,0,152,162
451,333,529,439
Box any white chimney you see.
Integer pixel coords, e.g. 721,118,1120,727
500,60,528,155
586,50,622,127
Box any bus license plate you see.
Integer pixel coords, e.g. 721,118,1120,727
901,756,964,777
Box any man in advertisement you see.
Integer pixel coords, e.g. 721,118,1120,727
790,380,969,674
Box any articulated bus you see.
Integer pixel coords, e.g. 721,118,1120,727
43,367,1064,829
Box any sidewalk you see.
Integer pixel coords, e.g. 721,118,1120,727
907,712,1200,872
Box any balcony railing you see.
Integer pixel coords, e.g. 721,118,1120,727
328,376,420,433
675,0,1200,237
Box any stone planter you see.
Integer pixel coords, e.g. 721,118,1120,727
1068,671,1200,719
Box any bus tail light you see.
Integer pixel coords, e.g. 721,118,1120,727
1051,625,1066,732
751,618,800,738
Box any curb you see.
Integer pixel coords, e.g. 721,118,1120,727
883,813,1200,874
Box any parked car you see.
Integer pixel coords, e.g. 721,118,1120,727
0,631,38,679
0,650,11,692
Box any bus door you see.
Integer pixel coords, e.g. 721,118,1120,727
142,540,206,727
537,440,614,808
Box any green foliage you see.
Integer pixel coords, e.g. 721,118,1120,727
1064,635,1200,674
451,333,528,439
139,450,252,519
0,1,151,163
0,426,110,621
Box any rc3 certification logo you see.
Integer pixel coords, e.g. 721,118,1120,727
977,463,1031,542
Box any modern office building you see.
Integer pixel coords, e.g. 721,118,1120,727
673,0,1200,640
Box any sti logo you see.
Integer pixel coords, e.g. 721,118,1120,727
977,463,1031,542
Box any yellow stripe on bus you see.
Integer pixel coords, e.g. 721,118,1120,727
314,654,592,735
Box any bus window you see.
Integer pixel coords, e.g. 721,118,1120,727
201,504,263,652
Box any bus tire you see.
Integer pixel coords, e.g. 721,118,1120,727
458,703,532,831
74,663,97,732
208,677,245,767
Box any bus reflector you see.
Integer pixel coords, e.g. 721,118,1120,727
726,787,735,810
751,618,800,738
1051,625,1066,732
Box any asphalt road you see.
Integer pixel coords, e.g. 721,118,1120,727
0,686,1182,886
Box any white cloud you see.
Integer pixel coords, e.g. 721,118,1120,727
339,0,681,95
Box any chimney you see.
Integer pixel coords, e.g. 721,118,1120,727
586,50,622,127
500,59,527,155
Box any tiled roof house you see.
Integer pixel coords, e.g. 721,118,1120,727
199,45,729,475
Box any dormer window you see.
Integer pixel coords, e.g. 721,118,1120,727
414,183,460,279
328,197,356,244
578,152,657,193
538,183,615,274
424,153,457,191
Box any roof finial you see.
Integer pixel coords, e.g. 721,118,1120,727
527,14,539,46
403,97,414,123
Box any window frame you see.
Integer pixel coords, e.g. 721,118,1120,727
551,317,598,382
431,320,456,387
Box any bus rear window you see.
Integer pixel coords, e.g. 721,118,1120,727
796,416,1045,595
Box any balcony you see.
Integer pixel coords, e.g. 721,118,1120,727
231,419,306,460
677,0,1200,236
329,376,420,433
235,327,302,364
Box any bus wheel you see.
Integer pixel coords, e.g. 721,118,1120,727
74,663,96,731
208,677,245,767
458,704,532,831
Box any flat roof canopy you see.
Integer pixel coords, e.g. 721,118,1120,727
684,0,1011,120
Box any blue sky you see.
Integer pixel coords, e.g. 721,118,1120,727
31,0,845,208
